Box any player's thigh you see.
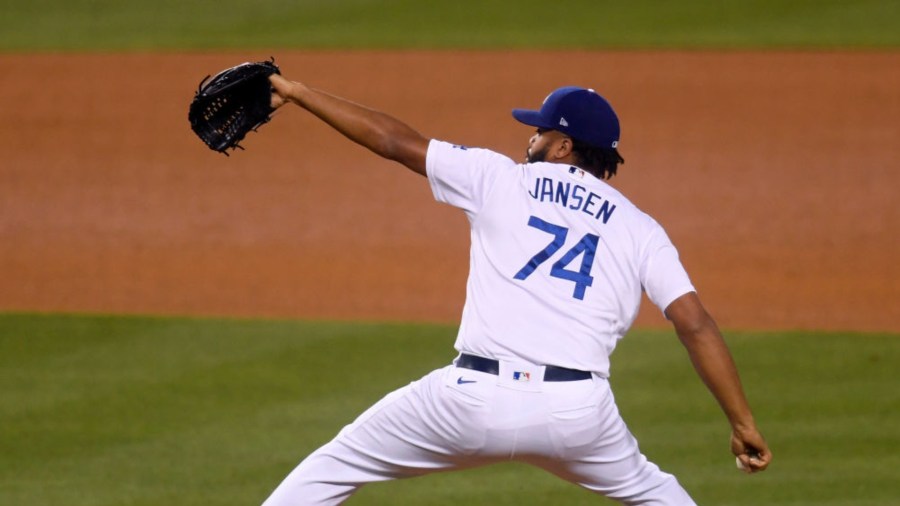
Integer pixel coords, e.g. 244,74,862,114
555,443,694,505
335,365,493,470
540,380,695,505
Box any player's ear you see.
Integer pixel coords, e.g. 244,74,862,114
554,136,574,160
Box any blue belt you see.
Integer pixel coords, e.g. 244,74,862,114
456,353,592,382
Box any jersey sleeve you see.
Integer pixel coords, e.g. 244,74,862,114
639,225,696,315
426,139,517,216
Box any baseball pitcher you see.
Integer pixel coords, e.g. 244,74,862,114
259,72,771,505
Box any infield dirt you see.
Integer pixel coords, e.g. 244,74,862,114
1,51,897,332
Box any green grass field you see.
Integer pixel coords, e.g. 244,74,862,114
1,313,898,505
2,0,899,51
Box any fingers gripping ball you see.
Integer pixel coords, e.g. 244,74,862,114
735,451,762,474
188,58,280,155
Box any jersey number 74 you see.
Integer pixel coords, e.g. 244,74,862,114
513,215,600,300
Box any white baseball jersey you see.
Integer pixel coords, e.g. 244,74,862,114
427,140,695,377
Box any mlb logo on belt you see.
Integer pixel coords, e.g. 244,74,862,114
512,371,531,382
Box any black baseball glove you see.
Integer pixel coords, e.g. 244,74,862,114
188,58,280,155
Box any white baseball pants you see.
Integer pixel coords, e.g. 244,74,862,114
262,359,696,505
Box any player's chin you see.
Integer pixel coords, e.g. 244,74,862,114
526,147,546,164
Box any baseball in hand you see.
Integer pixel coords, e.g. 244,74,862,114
735,456,750,473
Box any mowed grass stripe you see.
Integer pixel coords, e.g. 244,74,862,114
1,313,898,505
2,0,899,51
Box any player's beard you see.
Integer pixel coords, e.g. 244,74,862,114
526,145,549,163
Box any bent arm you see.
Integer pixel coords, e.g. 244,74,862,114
269,74,429,176
665,292,772,473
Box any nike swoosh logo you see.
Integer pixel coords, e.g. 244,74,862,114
457,376,476,385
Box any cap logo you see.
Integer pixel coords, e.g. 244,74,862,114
559,117,569,127
611,141,618,148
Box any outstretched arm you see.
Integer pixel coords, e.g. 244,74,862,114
269,74,429,176
664,292,772,474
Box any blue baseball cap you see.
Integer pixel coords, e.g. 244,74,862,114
512,86,620,149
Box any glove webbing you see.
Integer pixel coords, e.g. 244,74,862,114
203,95,249,153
